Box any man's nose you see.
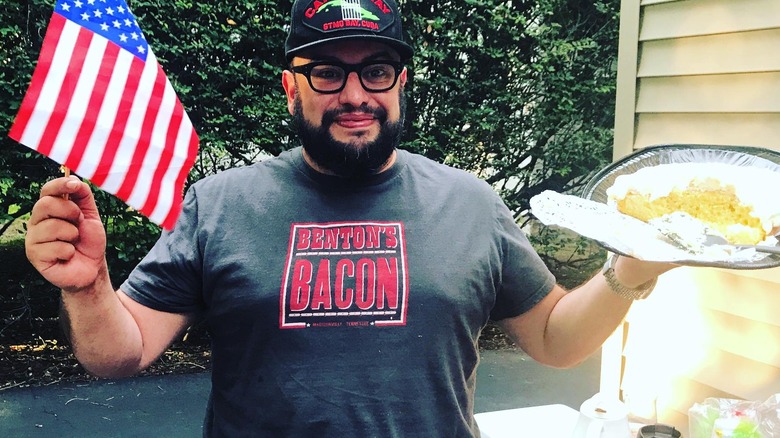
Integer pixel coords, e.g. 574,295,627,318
338,72,369,107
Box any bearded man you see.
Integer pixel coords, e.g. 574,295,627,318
25,0,674,436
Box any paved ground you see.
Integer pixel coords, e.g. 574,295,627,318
0,349,600,437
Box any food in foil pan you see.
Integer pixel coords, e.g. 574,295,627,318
530,145,780,268
606,162,780,246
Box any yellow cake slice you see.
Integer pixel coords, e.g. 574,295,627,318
606,163,780,245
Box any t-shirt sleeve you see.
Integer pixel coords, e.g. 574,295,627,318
120,185,204,314
489,197,556,321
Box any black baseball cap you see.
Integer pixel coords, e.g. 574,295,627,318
285,0,414,62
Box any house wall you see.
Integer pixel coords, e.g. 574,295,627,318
611,0,780,431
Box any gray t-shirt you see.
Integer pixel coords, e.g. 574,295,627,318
122,147,556,437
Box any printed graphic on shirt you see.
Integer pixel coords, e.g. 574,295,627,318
280,221,409,329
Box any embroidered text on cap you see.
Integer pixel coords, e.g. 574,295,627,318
302,0,395,34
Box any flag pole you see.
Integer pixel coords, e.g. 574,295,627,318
61,166,70,200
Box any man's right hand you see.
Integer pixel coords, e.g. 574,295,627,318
26,176,107,292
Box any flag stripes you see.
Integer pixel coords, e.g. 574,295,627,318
8,14,69,150
67,42,119,171
46,29,107,162
10,11,198,230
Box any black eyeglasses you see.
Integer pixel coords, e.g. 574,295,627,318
290,61,404,94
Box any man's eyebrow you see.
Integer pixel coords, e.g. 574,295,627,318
306,51,400,63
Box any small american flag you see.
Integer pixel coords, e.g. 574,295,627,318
9,0,199,230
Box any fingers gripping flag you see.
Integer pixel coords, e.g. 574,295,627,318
9,0,199,230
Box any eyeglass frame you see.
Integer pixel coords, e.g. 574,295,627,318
289,60,405,94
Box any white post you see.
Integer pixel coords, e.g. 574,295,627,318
599,321,624,398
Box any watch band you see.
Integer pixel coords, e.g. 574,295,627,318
601,254,657,300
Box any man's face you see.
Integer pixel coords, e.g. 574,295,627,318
282,40,408,177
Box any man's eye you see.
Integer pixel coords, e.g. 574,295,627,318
311,67,344,81
364,65,391,79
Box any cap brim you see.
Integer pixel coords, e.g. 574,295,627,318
286,34,414,62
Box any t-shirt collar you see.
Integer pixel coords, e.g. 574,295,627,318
292,146,405,189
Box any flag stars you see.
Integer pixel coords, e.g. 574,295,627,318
55,0,148,59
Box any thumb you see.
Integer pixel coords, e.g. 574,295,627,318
64,177,102,222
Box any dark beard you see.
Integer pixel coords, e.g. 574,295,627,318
292,91,406,179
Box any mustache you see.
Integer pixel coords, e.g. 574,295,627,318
321,104,388,126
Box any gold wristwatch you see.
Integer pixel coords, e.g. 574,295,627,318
601,254,657,300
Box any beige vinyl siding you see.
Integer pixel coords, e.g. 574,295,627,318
634,114,780,150
644,271,780,425
638,29,780,77
621,268,780,430
635,30,780,148
612,0,780,432
692,327,780,398
639,0,780,41
624,0,780,150
636,73,780,113
639,0,681,6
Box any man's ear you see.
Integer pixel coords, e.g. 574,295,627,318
399,67,408,89
282,70,297,116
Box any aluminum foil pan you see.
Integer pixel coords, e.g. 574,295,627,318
531,144,780,269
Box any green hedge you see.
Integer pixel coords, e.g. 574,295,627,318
0,238,60,324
